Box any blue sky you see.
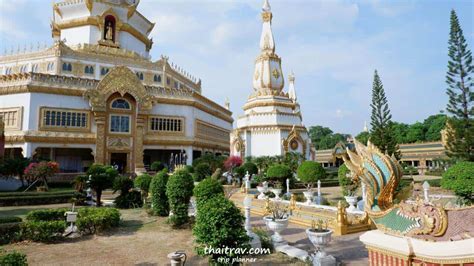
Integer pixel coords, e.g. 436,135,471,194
1,0,473,135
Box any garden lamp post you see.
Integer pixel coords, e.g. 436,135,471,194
286,178,291,197
317,180,321,204
243,196,261,248
423,181,430,203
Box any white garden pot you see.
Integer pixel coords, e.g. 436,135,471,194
263,216,289,243
257,186,268,199
344,196,358,212
270,188,282,200
303,191,314,205
306,228,333,258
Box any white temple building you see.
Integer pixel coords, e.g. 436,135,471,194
230,0,314,160
0,0,232,174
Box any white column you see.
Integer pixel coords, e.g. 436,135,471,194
22,143,33,158
185,146,193,165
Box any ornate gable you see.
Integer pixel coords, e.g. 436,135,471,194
84,66,153,113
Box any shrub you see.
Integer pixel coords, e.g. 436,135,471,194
166,170,194,227
193,163,211,182
192,154,226,172
0,223,21,245
193,195,250,263
441,162,474,202
150,161,165,172
193,178,224,209
266,164,292,185
0,193,77,207
134,174,152,197
150,170,170,216
113,176,142,209
297,161,325,190
241,162,258,176
21,220,66,242
26,208,67,222
87,164,118,207
0,216,22,224
338,164,358,196
0,249,27,266
224,156,243,172
76,207,121,235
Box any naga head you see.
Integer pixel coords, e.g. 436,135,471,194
342,140,403,211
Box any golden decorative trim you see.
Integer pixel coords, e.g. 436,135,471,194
243,99,296,110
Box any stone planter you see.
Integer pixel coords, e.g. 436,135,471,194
303,191,314,205
344,196,358,212
257,186,268,199
306,228,333,258
270,188,282,200
264,216,289,243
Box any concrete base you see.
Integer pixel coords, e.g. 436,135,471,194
248,232,262,249
275,243,309,261
311,254,336,266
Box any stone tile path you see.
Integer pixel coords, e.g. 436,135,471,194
251,215,369,265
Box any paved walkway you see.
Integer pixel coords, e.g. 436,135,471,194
251,215,369,266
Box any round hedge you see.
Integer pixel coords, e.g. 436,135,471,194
193,163,212,182
193,195,250,262
134,174,152,194
441,161,474,202
150,170,169,216
241,162,258,175
297,161,326,189
266,164,292,184
193,178,224,209
166,169,194,227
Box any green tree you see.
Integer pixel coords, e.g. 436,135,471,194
445,10,474,161
423,114,447,141
441,161,473,202
297,161,326,190
391,122,409,144
355,131,370,145
405,122,425,143
369,70,398,157
309,126,333,149
86,164,118,207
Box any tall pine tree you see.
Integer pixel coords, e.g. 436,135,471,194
369,70,398,157
445,10,474,161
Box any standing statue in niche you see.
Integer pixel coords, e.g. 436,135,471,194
105,22,114,41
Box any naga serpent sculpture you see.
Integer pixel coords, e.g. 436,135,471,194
343,140,472,241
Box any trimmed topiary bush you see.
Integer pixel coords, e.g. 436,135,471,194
193,163,211,182
76,207,121,235
26,209,67,222
266,164,292,185
87,164,118,207
193,195,250,263
166,169,194,227
150,170,169,216
150,161,165,172
193,178,224,209
297,161,326,190
241,162,258,176
0,217,22,224
113,176,143,209
0,249,27,266
441,162,474,202
134,173,153,200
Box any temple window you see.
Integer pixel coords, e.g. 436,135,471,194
166,77,170,85
5,67,12,75
32,64,39,72
110,115,130,133
41,108,89,129
62,63,72,72
47,62,54,71
100,67,110,75
0,108,21,129
111,99,131,110
135,72,144,80
149,116,183,133
174,81,178,89
103,15,116,42
19,65,28,73
84,65,94,75
154,74,161,83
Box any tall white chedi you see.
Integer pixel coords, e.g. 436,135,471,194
230,0,314,160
